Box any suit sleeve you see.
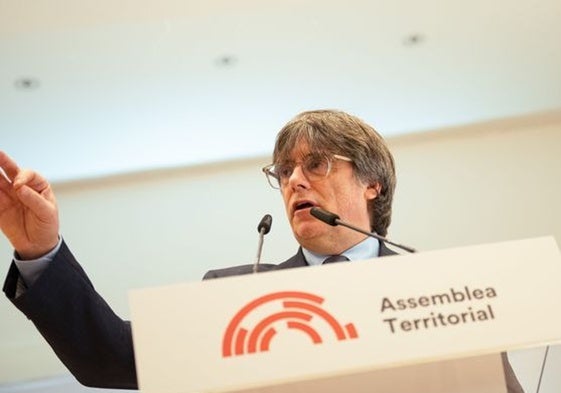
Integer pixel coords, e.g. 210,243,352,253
2,240,138,389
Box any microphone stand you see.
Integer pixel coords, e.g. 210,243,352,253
310,207,416,253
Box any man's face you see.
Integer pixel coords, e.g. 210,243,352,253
280,142,379,255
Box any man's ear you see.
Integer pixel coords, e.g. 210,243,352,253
365,182,381,200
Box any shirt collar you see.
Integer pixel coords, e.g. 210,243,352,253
302,237,380,266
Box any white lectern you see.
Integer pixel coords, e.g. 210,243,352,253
129,237,561,393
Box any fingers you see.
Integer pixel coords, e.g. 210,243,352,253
16,184,57,220
0,153,50,198
13,169,51,195
12,170,57,216
0,151,21,182
0,152,59,258
0,152,56,216
0,152,50,194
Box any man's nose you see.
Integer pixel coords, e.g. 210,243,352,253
287,165,310,189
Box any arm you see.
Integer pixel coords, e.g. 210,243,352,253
1,151,137,389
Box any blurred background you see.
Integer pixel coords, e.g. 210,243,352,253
1,0,560,392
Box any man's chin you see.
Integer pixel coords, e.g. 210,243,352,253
292,222,326,244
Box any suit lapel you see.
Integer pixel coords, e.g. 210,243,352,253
274,248,308,270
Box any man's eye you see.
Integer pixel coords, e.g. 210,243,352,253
306,157,326,172
277,165,293,178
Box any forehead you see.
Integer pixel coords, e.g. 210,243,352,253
276,138,333,163
285,140,311,161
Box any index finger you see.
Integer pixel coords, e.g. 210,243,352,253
0,151,21,183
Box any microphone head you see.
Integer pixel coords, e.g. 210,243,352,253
257,214,273,235
310,207,340,226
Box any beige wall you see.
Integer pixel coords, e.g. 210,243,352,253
389,111,561,251
1,110,560,390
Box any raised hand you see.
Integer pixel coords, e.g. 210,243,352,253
0,151,59,259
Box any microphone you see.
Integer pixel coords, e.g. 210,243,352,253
257,214,272,235
310,207,416,253
253,214,273,273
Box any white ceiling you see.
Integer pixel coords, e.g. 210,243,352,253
2,0,560,182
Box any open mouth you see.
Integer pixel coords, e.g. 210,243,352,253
293,201,315,212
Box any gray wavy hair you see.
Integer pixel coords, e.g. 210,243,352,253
273,109,396,236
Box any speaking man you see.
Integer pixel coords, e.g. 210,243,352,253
0,110,523,392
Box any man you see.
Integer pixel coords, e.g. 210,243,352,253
1,110,523,391
205,110,397,278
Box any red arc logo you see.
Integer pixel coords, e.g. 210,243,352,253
222,291,358,357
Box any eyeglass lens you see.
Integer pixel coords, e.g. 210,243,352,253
272,155,330,187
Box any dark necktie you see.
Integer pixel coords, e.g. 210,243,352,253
322,255,350,264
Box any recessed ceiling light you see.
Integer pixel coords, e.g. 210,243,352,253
214,55,238,68
403,34,425,47
14,77,40,90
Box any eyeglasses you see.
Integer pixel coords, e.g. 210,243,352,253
262,154,352,189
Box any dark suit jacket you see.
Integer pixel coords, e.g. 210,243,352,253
2,241,523,392
203,241,397,279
